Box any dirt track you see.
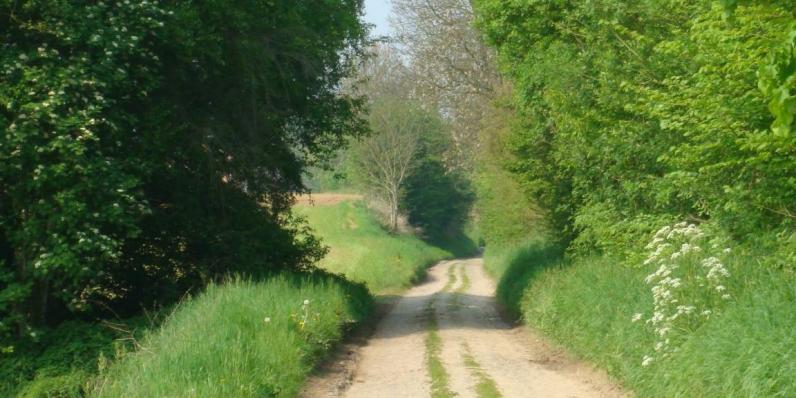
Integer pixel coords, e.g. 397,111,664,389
301,259,626,398
295,193,363,206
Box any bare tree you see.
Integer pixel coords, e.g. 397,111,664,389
391,0,501,170
352,96,422,231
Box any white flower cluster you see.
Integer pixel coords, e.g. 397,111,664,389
635,222,732,367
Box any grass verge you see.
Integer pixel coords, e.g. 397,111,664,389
295,200,452,294
486,241,796,397
483,240,563,319
93,272,371,397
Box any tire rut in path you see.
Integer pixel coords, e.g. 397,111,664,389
301,259,626,398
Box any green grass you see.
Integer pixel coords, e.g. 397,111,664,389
93,273,371,397
295,200,452,294
486,241,796,397
462,343,502,398
425,296,454,398
483,240,563,319
447,263,469,310
444,263,458,292
8,199,443,397
456,263,470,294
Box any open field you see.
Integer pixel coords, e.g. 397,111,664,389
295,199,452,294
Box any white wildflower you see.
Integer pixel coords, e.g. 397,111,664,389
638,221,735,365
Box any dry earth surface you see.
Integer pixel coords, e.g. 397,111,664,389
295,193,364,206
300,259,626,398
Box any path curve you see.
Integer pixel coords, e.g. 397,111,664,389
302,259,626,398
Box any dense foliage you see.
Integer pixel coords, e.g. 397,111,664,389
474,0,796,259
401,108,474,242
345,46,476,243
1,0,366,343
474,1,796,394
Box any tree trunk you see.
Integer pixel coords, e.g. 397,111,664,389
389,189,399,233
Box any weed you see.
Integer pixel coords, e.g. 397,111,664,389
461,343,501,398
425,295,455,398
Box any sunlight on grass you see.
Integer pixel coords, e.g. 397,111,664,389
296,200,451,294
93,274,371,398
486,241,796,397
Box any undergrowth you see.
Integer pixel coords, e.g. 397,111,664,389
0,317,154,397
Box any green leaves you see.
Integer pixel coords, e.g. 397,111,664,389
474,0,796,255
1,0,367,341
759,26,796,137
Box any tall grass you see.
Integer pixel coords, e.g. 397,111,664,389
482,240,562,318
296,200,452,294
487,241,796,397
93,273,371,397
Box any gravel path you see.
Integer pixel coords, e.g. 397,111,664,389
301,259,626,398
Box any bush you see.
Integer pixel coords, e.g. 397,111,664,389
1,318,152,397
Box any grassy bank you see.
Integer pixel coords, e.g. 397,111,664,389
94,273,370,397
486,241,796,397
5,199,447,397
296,200,452,294
2,272,370,397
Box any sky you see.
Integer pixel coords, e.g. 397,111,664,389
363,0,394,38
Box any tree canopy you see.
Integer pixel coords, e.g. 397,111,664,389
474,0,796,259
1,0,367,338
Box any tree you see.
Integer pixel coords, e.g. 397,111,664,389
352,96,421,232
0,0,367,337
401,118,474,241
392,0,501,170
473,0,796,254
